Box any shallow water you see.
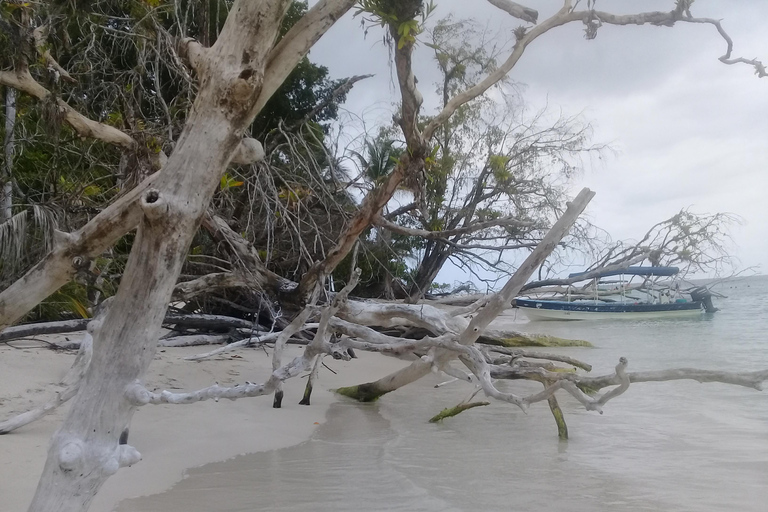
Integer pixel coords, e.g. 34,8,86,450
118,276,768,512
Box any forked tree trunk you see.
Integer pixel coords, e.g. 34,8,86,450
26,2,311,510
406,244,451,303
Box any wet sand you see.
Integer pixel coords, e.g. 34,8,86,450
0,337,409,512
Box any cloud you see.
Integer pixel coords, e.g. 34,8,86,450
308,0,768,275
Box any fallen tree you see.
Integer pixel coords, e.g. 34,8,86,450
0,1,766,511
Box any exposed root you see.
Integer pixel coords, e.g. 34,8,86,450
429,401,490,423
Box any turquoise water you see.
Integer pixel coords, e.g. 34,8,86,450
119,276,768,512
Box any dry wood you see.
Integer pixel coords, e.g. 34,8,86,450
26,1,354,509
428,401,490,423
337,189,594,401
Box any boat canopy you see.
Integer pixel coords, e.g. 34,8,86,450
568,266,680,280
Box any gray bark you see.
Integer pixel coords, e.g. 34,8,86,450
27,2,357,510
2,87,15,220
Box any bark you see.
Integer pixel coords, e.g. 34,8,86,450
338,299,468,335
184,331,283,361
0,313,256,345
406,244,451,303
26,1,354,509
140,268,360,406
172,272,249,301
298,354,323,406
200,213,294,295
458,189,595,346
0,319,89,344
164,313,255,330
0,69,135,149
485,0,539,23
296,158,410,299
272,299,319,408
428,401,489,423
2,87,15,221
32,25,76,84
295,12,427,300
157,334,232,348
547,394,568,440
485,346,592,372
0,172,159,332
374,214,533,241
338,188,595,401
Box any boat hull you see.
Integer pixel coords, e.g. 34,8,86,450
515,299,703,321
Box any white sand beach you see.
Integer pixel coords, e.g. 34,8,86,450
0,337,410,512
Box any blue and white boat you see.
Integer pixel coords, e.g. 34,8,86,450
514,266,715,321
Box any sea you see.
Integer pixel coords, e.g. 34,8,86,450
116,275,768,512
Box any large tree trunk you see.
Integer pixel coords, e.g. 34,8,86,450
2,87,15,220
406,243,452,303
27,3,294,510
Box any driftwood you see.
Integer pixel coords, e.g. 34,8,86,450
0,319,89,344
0,2,764,510
429,401,490,423
334,188,597,402
0,313,260,345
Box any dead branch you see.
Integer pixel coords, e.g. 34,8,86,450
373,214,534,241
429,401,490,423
485,0,539,23
0,69,135,149
138,270,363,406
483,345,592,371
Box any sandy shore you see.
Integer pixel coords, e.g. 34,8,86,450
0,336,410,512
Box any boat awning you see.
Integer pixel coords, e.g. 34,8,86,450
568,266,680,280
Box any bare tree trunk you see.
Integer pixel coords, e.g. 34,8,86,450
2,87,15,221
406,244,451,303
26,2,300,510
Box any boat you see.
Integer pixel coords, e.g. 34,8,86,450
514,266,716,321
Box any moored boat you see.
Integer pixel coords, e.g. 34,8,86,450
514,266,716,321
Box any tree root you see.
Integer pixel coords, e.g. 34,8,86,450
547,394,568,440
429,401,489,423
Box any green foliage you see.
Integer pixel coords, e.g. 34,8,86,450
489,154,512,182
27,282,93,322
1,1,359,317
220,173,244,191
430,281,451,293
331,229,417,297
250,2,349,140
354,0,436,48
350,133,403,184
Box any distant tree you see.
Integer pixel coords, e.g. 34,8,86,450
375,17,603,302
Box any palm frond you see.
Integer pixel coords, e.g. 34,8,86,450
0,210,28,266
0,204,59,285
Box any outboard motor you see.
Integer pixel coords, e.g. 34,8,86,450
690,286,719,313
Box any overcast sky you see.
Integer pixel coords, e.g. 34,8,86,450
308,0,768,281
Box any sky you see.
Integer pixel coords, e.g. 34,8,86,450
308,0,768,281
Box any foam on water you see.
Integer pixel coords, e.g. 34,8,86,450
117,276,768,512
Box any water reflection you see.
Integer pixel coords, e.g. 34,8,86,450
118,277,768,512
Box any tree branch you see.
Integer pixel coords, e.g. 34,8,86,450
0,69,135,149
373,214,534,240
485,0,539,23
